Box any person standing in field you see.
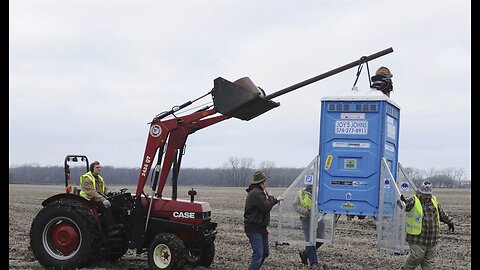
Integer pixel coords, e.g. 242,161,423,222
293,183,325,268
243,171,283,270
399,180,455,270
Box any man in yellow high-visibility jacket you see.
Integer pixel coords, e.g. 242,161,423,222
400,180,455,270
293,184,324,268
80,161,109,204
80,161,120,236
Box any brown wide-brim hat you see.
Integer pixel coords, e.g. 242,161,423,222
251,171,268,184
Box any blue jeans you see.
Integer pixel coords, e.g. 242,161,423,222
301,217,324,265
246,232,269,270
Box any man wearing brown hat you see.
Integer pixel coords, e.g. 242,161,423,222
244,171,283,270
400,180,455,270
371,66,394,97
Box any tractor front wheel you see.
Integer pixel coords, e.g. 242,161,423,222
147,233,186,270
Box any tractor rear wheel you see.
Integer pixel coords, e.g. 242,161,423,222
185,240,215,267
147,233,186,270
29,201,100,270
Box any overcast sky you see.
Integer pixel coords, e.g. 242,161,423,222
10,0,471,180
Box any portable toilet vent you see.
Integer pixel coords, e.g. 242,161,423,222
318,89,400,217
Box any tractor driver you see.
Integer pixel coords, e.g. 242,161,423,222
80,161,121,236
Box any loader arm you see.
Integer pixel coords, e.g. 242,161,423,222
135,47,394,198
135,108,229,197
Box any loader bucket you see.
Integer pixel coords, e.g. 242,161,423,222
212,77,280,121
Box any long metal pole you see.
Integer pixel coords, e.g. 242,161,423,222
265,47,394,100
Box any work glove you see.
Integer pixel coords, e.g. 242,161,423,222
396,194,406,209
102,200,111,209
448,223,455,232
274,196,283,205
107,190,120,197
396,199,404,209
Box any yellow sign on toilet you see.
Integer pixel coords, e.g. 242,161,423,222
325,154,333,170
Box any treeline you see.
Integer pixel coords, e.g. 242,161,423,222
9,161,470,188
400,166,470,188
8,165,303,187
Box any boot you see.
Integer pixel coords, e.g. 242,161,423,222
107,224,124,237
108,229,121,237
299,250,308,265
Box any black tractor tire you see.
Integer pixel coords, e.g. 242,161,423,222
147,233,186,270
29,201,101,270
185,240,215,267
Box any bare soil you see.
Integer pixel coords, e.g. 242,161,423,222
9,184,471,269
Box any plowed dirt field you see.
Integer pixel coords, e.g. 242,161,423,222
9,184,470,269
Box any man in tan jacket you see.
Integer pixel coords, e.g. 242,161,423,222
80,161,120,236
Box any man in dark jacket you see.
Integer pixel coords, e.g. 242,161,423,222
244,171,283,270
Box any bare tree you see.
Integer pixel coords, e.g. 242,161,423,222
222,157,240,186
258,161,276,178
218,168,230,186
402,166,468,188
453,167,466,185
239,158,254,186
403,166,426,186
425,167,436,179
437,168,452,187
222,157,254,187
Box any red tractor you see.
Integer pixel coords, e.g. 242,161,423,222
29,48,393,269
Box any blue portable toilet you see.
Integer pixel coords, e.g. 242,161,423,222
317,89,400,217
